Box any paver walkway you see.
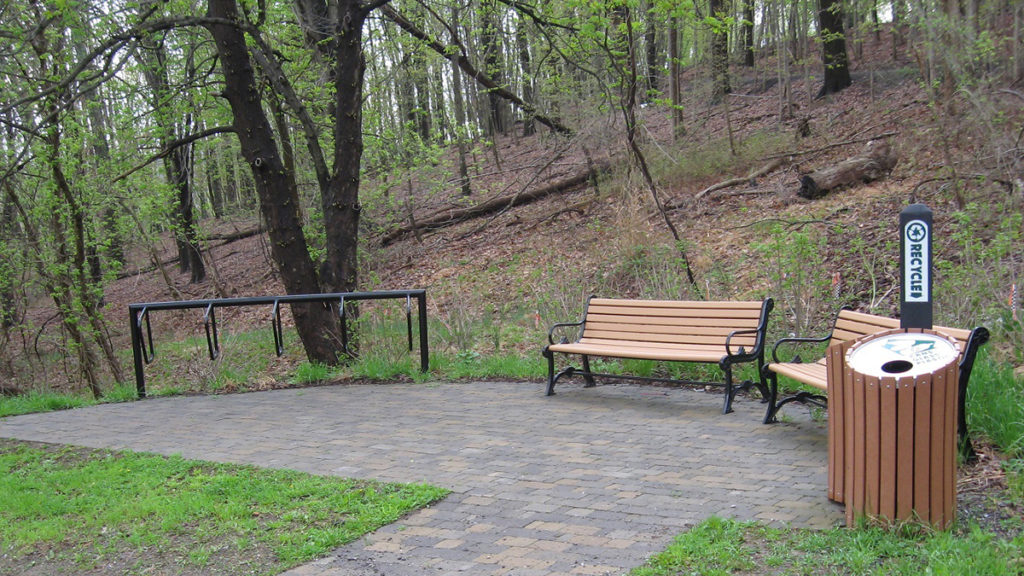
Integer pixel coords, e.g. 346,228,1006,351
0,381,843,575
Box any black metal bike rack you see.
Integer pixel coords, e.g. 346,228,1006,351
128,290,429,398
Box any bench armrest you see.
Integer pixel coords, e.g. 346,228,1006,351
547,320,584,345
724,327,764,359
770,334,830,363
724,298,773,361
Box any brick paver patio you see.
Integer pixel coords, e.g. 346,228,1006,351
0,380,843,575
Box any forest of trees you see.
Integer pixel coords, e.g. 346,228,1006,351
0,0,1020,395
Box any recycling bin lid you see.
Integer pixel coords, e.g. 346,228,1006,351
846,330,959,379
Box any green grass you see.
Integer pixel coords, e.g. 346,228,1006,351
290,361,340,385
967,349,1024,457
0,440,448,575
632,516,1024,576
0,382,137,418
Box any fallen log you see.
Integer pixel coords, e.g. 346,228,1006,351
798,140,898,199
379,166,605,246
695,157,788,200
1,383,23,397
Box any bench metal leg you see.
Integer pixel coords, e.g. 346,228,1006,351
544,347,556,395
763,370,828,422
763,370,781,423
721,365,734,414
581,355,595,387
544,347,579,395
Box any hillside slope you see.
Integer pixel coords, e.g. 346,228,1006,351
15,28,1018,394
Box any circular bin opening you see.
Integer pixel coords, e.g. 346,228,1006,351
881,359,914,374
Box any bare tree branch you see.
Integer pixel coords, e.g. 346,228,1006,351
381,4,573,136
111,126,235,183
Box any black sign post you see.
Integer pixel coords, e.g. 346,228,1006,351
900,204,933,329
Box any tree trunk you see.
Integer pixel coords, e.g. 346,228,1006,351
169,146,206,283
480,0,509,136
644,1,661,97
817,0,852,97
207,143,226,219
516,20,536,137
742,0,755,66
0,194,19,331
136,17,206,283
669,16,683,138
319,0,368,297
452,7,473,196
710,0,731,102
205,0,342,365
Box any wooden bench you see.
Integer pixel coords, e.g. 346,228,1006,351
542,297,774,414
762,309,989,456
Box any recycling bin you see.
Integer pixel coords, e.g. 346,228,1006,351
826,328,961,529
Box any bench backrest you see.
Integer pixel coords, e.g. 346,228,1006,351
580,298,771,351
831,310,984,369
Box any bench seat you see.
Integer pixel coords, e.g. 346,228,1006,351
543,297,774,414
548,343,737,364
763,309,989,458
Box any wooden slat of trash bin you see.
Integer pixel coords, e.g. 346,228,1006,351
935,367,957,528
879,375,898,521
850,369,867,525
896,378,915,520
913,370,932,522
827,343,846,503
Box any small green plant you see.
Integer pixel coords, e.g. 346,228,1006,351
600,242,700,301
291,361,335,385
0,391,88,417
752,223,837,336
348,352,418,381
632,517,756,575
430,350,543,380
936,204,1022,359
1004,459,1024,503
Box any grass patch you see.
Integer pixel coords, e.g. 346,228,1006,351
432,350,545,380
0,383,137,418
632,516,1024,576
968,349,1024,457
290,361,339,385
0,439,448,576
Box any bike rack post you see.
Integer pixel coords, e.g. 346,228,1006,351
129,306,151,398
405,294,413,352
203,303,220,360
137,307,155,363
416,290,429,372
271,299,284,357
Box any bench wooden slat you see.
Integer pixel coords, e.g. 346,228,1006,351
585,319,761,338
589,298,765,310
768,360,828,390
548,342,728,363
573,338,745,354
584,309,764,322
585,313,761,328
580,334,759,349
584,320,756,335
